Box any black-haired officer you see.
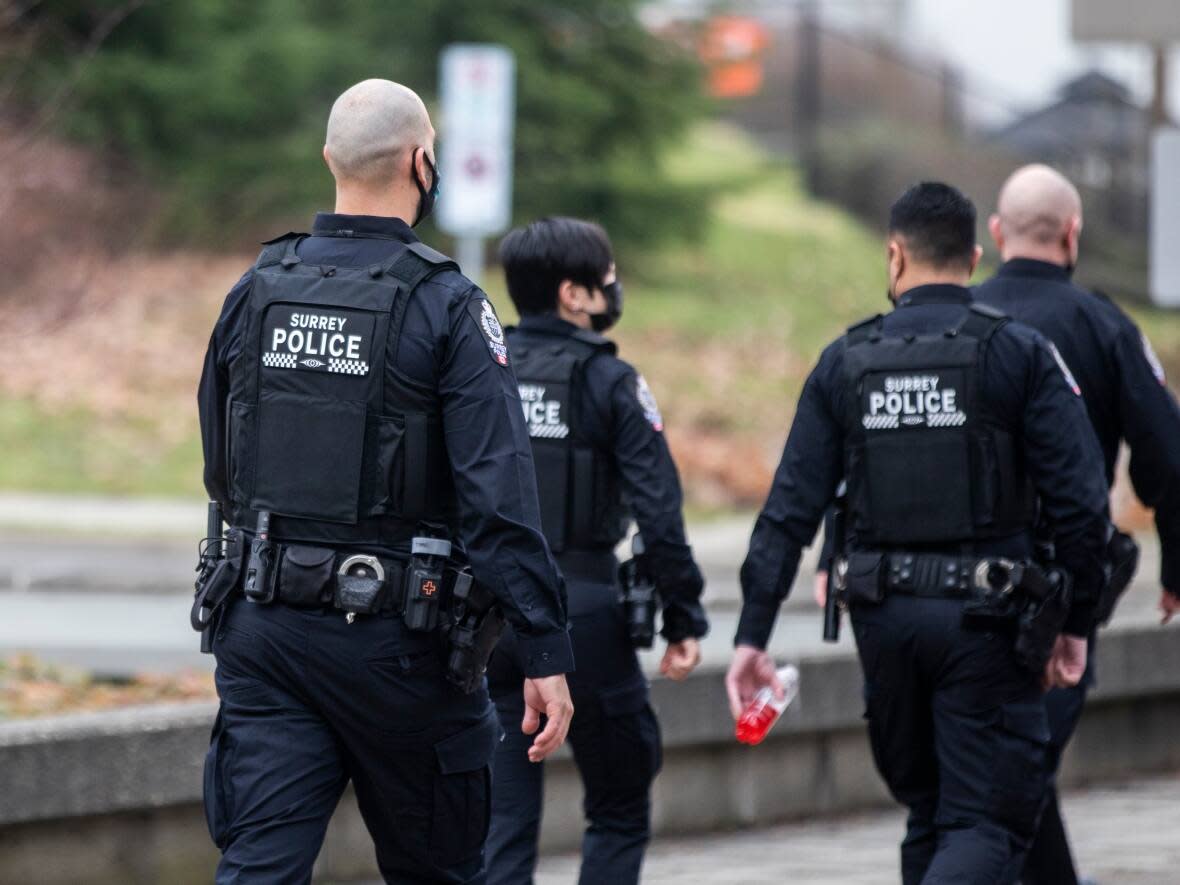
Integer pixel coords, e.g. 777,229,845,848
728,182,1110,884
196,79,573,885
975,163,1180,885
484,217,708,885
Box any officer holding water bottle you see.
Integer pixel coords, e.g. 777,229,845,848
727,182,1110,883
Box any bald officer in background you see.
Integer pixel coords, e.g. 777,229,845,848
975,164,1180,885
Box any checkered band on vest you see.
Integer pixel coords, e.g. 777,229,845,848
262,352,298,369
328,358,369,375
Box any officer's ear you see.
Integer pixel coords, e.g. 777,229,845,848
987,214,1004,254
1065,214,1083,260
556,279,580,313
887,237,905,283
968,244,983,277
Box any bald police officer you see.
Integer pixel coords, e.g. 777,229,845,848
977,164,1180,885
197,80,573,884
729,182,1109,883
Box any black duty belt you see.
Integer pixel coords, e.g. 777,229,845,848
838,552,1050,601
233,544,410,614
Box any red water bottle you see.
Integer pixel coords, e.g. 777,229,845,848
735,664,800,745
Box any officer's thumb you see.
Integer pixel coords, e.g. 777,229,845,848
521,682,542,735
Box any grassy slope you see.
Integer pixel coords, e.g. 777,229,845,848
5,122,1180,505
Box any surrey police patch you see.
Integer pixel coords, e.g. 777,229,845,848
468,299,509,367
861,372,965,430
261,305,373,376
1047,342,1082,396
636,375,663,431
1142,333,1167,385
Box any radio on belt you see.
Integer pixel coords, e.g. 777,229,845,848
405,537,452,632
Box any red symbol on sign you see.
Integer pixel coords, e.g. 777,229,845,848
465,154,488,179
422,579,437,598
467,61,489,86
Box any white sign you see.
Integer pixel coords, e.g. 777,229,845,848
1072,0,1180,43
1151,128,1180,307
437,44,516,237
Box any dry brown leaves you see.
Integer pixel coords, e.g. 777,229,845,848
0,653,215,720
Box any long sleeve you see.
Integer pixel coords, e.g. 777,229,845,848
736,344,845,648
1013,333,1110,634
439,291,574,677
605,370,708,642
1114,324,1180,590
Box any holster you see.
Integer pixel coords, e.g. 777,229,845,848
444,570,505,693
1012,567,1071,674
191,529,246,652
618,556,658,649
1096,529,1140,625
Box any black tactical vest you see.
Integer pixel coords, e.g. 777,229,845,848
507,329,628,553
225,234,457,543
842,303,1036,548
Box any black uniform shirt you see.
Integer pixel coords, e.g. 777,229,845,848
510,315,709,642
975,259,1180,591
737,284,1110,648
198,213,574,677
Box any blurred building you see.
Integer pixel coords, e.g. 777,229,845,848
991,70,1154,232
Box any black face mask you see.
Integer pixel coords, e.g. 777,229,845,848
411,150,440,228
590,280,623,333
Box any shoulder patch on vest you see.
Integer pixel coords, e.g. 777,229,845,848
1142,333,1167,385
467,298,510,367
1047,342,1081,396
636,375,664,431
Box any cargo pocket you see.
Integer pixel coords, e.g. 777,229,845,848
989,702,1050,836
278,545,335,606
430,710,499,864
601,672,663,786
203,709,235,850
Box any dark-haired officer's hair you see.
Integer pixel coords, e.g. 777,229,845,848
498,217,613,316
888,181,977,269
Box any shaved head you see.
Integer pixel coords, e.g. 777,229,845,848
995,164,1082,246
324,79,433,185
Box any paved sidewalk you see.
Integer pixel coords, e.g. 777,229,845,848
533,775,1180,884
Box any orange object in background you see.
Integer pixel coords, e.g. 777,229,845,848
700,15,771,99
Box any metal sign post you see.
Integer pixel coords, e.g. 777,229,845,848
437,44,516,286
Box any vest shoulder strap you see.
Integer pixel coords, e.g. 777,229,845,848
959,302,1009,343
254,232,308,270
845,313,884,348
568,329,618,357
381,241,460,291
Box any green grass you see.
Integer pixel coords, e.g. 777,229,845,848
0,399,205,497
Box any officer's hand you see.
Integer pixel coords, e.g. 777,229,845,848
522,675,574,763
660,638,701,681
814,570,829,609
1159,589,1180,625
726,644,781,720
1043,634,1088,689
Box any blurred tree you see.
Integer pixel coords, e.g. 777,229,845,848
6,0,708,251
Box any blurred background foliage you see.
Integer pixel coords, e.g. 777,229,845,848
8,0,709,250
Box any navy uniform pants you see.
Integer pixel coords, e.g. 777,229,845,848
484,578,661,885
204,596,499,884
850,595,1050,885
1021,638,1096,885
